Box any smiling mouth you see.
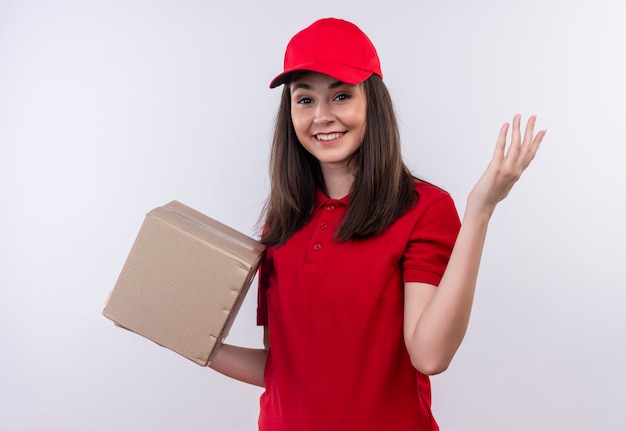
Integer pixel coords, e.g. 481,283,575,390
315,132,345,141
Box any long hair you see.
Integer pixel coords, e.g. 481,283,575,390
261,74,417,246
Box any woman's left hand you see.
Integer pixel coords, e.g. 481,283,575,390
404,114,545,373
467,114,546,216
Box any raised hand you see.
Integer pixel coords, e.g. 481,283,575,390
467,114,546,216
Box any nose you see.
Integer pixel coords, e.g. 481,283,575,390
313,101,334,126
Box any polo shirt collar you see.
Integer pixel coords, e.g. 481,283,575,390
315,188,351,209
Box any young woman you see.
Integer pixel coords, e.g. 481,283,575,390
210,18,546,431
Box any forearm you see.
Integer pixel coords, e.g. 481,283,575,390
209,343,268,387
408,206,492,374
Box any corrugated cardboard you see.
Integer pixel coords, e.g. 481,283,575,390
103,201,264,366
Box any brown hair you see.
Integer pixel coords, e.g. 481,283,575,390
261,75,418,246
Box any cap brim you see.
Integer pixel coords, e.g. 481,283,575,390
269,64,373,88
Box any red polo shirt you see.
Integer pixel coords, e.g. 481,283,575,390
257,181,461,431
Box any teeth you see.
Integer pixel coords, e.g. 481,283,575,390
316,133,343,141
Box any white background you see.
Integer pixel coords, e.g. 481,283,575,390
1,1,625,430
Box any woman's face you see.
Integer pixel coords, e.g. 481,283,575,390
289,72,367,173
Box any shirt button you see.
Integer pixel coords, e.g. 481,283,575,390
313,243,322,251
326,205,335,211
320,222,328,230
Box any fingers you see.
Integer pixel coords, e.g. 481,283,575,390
517,116,546,176
509,114,522,159
491,114,546,182
523,115,537,147
533,129,547,150
521,115,546,169
505,114,545,163
494,114,522,166
494,121,510,159
494,114,545,170
526,127,546,167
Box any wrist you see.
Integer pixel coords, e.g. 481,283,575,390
463,201,495,224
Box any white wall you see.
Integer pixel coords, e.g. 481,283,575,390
1,1,624,430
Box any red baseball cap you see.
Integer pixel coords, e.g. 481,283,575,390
269,18,383,88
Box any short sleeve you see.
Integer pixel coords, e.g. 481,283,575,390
256,246,273,326
402,193,461,286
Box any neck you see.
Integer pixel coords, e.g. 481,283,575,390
321,163,355,199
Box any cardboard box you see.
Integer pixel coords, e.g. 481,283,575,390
103,201,264,366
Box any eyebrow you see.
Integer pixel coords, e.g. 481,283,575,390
291,80,347,91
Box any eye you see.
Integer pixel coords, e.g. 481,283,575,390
334,93,352,101
296,96,313,105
